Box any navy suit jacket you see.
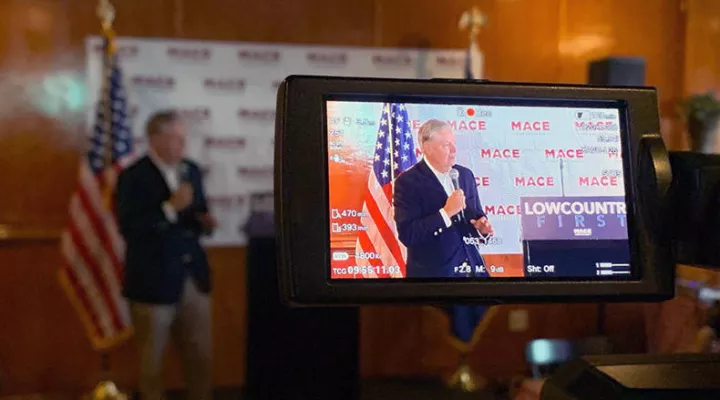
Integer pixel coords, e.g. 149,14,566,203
116,156,212,304
394,159,488,278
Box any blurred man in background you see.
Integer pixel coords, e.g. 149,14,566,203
116,110,216,400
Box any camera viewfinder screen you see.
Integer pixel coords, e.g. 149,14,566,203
326,99,632,281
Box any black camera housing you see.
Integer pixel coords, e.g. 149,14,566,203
274,75,674,306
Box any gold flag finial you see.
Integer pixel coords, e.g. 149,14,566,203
83,381,128,400
458,7,487,41
96,0,117,212
97,0,116,30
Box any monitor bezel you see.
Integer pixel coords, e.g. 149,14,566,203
275,75,674,305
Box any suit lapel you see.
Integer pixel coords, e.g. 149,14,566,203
416,159,449,199
143,156,172,199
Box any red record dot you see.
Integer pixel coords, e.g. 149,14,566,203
466,108,475,116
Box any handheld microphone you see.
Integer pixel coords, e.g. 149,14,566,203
448,168,465,221
178,161,190,183
178,161,193,211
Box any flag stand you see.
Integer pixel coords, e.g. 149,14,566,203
447,351,488,392
443,305,498,392
83,352,128,400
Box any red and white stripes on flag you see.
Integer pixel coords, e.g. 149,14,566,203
353,103,418,279
354,167,407,279
58,35,134,350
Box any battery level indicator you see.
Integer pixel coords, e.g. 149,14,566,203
596,262,630,268
596,261,631,276
596,269,631,276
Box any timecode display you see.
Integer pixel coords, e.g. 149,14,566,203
332,266,402,276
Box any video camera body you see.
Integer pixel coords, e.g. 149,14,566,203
275,75,678,305
274,76,720,397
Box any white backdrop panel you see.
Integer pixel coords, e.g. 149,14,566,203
85,36,471,246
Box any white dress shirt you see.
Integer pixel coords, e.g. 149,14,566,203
424,159,454,228
425,159,487,266
149,151,180,223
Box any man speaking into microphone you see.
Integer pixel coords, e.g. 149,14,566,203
394,119,494,278
116,110,215,400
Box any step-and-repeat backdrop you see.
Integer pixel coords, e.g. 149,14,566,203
85,36,471,246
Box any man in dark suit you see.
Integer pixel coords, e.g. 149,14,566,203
394,119,494,278
116,110,216,400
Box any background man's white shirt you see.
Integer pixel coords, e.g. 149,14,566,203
424,158,454,228
149,151,180,223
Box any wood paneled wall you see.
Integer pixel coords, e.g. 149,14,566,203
685,0,720,95
0,0,717,395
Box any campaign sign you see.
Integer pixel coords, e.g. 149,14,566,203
85,37,467,246
520,196,628,240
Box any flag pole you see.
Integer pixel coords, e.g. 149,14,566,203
387,103,399,239
387,103,404,277
388,103,396,195
98,0,114,377
100,0,117,212
84,1,128,400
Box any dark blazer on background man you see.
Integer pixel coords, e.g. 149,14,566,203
394,159,488,278
116,155,212,304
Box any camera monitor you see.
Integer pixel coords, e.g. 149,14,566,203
275,75,674,305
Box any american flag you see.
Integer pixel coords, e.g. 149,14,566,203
58,37,134,350
354,103,417,278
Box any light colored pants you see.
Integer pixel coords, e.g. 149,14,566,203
130,278,212,400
